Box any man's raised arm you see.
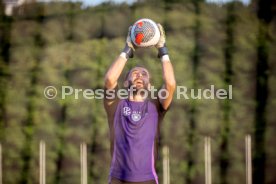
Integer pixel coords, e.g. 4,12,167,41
104,55,127,90
104,26,135,111
156,24,176,110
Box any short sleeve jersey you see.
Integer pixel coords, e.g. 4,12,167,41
104,86,167,183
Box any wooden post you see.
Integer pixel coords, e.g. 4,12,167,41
39,140,46,184
163,145,170,184
205,137,212,184
80,143,87,184
245,135,252,184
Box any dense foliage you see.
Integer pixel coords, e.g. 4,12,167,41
0,1,275,184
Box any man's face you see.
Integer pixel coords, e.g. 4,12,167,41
127,67,150,90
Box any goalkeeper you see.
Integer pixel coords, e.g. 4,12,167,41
104,24,176,184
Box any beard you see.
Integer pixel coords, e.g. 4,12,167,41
128,79,149,94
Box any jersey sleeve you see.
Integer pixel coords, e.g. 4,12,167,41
103,85,121,124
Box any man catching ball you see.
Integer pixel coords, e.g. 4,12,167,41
104,23,176,184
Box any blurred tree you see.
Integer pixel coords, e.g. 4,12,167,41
186,0,204,183
19,3,45,183
253,0,273,183
54,3,79,183
54,67,69,184
219,2,236,184
96,3,110,38
0,2,12,182
88,44,104,183
54,69,69,184
0,0,12,141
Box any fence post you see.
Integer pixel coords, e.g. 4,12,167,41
39,140,46,184
80,143,87,184
245,135,252,184
163,145,170,184
205,137,212,184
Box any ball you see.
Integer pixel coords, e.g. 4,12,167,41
130,18,160,47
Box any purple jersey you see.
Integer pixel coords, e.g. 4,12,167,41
109,99,163,183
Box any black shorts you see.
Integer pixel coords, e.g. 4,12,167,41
110,177,157,184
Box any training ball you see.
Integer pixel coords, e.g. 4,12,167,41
130,18,160,47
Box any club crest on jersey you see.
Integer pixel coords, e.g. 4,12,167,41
131,112,141,122
123,107,131,116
